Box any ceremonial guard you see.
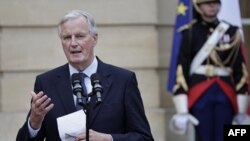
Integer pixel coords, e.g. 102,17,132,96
170,0,249,141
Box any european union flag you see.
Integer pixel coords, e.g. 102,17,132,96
167,0,193,92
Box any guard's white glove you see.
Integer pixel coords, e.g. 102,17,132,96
169,94,199,134
233,94,249,124
234,113,248,124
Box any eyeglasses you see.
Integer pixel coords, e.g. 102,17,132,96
65,133,77,140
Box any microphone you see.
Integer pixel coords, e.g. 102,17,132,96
71,73,84,106
91,73,103,103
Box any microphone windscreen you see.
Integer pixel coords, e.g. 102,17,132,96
90,73,101,85
71,73,81,84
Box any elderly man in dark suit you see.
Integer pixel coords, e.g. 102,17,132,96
16,9,154,141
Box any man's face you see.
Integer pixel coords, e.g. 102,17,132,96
199,2,221,18
60,16,97,70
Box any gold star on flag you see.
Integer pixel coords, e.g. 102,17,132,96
177,2,188,16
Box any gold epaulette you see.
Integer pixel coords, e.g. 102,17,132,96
177,19,197,32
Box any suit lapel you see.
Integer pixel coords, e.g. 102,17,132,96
55,64,76,114
88,59,113,126
54,60,113,126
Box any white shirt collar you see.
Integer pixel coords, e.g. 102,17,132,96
69,57,98,78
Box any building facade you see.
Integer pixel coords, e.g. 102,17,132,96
0,0,249,141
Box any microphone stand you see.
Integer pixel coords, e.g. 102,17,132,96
82,93,97,141
82,94,90,141
86,103,90,141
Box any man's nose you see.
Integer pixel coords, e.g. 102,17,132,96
70,36,78,47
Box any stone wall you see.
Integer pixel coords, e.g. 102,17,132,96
0,0,179,141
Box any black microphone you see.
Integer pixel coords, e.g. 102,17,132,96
91,73,103,103
71,73,84,106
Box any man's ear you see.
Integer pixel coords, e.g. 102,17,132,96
92,33,98,46
93,33,98,41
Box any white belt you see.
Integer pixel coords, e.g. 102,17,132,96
193,65,232,77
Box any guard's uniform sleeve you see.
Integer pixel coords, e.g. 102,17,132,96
231,33,249,94
173,29,192,95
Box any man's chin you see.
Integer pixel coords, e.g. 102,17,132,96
69,56,83,62
204,13,218,18
69,60,83,66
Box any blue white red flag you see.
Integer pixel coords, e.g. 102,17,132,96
218,0,250,114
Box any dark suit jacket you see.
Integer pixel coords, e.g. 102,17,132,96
16,59,154,141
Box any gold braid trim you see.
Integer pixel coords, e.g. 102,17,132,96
215,29,241,51
210,49,224,67
210,29,241,66
236,63,249,91
173,65,189,92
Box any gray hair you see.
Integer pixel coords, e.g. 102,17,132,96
58,10,97,37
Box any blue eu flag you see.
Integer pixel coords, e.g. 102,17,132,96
167,0,193,92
